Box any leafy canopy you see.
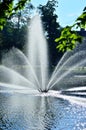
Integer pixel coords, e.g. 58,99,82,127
38,0,60,40
0,0,30,30
55,26,82,52
55,6,86,52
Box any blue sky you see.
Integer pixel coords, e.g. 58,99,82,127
31,0,86,27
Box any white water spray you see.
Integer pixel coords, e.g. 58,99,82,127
0,15,86,96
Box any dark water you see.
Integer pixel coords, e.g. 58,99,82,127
0,93,86,130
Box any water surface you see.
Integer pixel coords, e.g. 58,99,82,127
0,92,86,130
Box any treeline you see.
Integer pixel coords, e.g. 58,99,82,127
0,21,27,50
0,0,63,65
0,0,86,64
0,12,28,62
0,2,34,61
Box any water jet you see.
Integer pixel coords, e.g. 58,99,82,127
0,14,86,130
0,15,86,94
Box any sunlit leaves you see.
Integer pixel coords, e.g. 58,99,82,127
55,6,86,52
14,0,30,11
55,26,82,52
76,7,86,29
0,0,30,30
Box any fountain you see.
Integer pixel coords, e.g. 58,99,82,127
0,15,86,130
0,15,86,95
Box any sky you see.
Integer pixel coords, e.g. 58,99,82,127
31,0,86,27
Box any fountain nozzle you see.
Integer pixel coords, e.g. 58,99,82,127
40,89,49,93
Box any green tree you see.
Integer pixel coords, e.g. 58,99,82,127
8,2,34,50
0,1,35,52
12,2,34,28
55,6,86,52
38,0,63,65
0,0,31,30
38,0,60,40
0,19,27,52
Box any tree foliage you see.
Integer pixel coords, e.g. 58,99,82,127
38,0,63,65
0,0,30,30
11,2,34,29
55,6,86,52
0,20,27,51
0,1,35,54
38,0,60,40
55,26,82,52
76,7,86,29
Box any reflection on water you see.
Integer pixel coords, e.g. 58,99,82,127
0,93,86,130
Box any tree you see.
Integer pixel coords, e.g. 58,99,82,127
0,1,35,52
12,2,34,28
9,2,34,50
55,6,86,52
38,0,63,65
0,0,31,30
